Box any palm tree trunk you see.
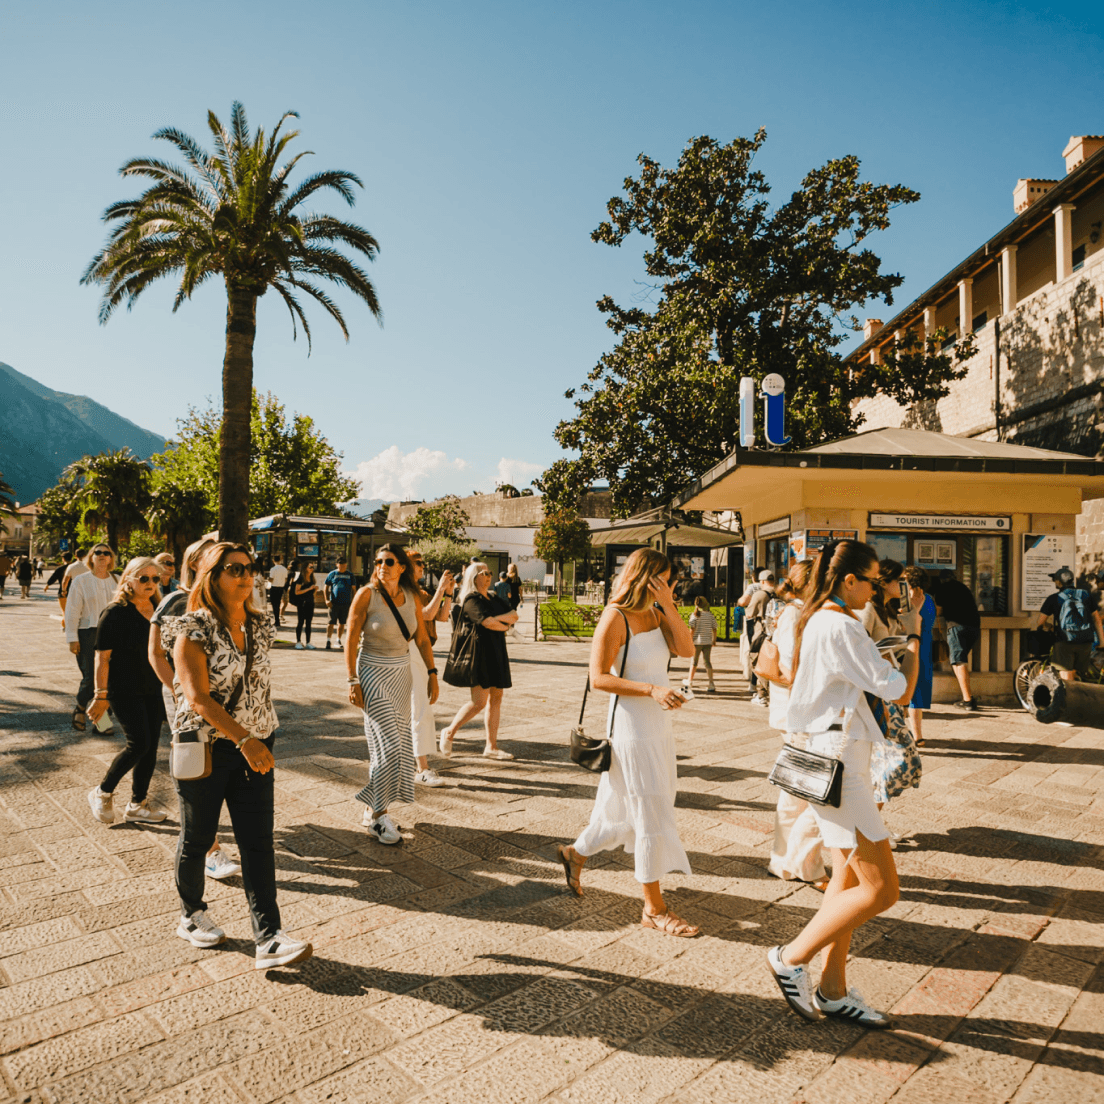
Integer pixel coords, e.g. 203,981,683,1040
219,284,258,543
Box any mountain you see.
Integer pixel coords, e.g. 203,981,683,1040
0,362,167,504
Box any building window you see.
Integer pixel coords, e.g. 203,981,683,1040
940,332,957,352
1072,244,1086,272
961,536,1008,615
972,312,987,333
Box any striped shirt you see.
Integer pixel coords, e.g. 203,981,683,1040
689,609,718,645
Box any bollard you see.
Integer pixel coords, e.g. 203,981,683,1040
1027,667,1104,726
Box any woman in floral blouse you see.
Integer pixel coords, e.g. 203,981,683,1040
166,542,312,971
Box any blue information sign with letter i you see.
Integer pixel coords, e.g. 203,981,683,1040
761,373,791,448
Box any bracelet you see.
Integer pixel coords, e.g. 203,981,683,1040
93,691,109,699
347,677,360,684
907,634,921,642
238,734,258,749
427,668,438,675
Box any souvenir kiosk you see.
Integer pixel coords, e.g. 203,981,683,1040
671,428,1104,703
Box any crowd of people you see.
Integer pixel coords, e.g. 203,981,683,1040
12,536,1103,1009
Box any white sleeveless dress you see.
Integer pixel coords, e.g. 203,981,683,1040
574,627,691,884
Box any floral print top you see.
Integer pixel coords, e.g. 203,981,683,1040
161,609,278,739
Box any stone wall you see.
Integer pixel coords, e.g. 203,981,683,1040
855,246,1104,576
388,489,613,529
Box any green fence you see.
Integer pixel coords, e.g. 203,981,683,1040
538,600,740,641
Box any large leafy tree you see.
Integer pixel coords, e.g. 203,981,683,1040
63,449,152,549
82,102,382,542
146,481,212,567
543,132,974,515
534,507,591,599
0,473,16,519
404,496,471,543
152,390,360,531
34,474,84,549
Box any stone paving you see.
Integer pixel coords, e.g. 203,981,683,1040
1,586,1103,1104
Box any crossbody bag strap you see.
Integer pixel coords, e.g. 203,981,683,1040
378,586,413,641
578,607,633,726
607,609,632,736
224,618,255,717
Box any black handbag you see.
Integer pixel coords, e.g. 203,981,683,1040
768,736,844,807
443,617,478,687
569,610,630,773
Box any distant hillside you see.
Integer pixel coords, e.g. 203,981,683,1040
0,362,167,503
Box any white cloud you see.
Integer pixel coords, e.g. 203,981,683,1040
496,457,545,489
347,446,471,502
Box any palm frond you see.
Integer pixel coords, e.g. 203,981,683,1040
272,281,313,348
300,215,380,258
284,276,350,340
292,245,382,319
150,127,225,199
281,170,362,212
230,101,251,154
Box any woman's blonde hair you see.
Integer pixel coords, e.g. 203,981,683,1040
180,538,216,590
187,542,265,631
457,562,488,608
112,556,161,607
609,548,672,613
88,542,117,572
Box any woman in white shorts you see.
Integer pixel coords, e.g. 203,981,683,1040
766,539,921,1030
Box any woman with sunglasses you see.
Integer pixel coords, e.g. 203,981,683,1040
346,544,439,845
438,561,519,759
65,543,119,732
166,542,311,969
766,540,922,1029
86,558,168,824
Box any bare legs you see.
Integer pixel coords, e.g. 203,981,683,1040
908,706,924,746
442,686,505,750
952,662,973,701
781,834,898,999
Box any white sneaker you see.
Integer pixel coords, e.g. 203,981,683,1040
294,643,304,650
124,800,169,823
256,930,313,969
205,848,241,880
438,730,453,757
176,910,225,947
751,695,768,708
305,642,316,650
813,987,892,1029
415,768,445,787
483,746,514,760
766,945,821,1021
87,786,114,824
366,812,402,845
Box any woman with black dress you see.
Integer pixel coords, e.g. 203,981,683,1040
439,561,518,759
293,563,319,650
86,557,168,825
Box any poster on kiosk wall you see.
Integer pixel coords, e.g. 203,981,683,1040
1022,533,1077,612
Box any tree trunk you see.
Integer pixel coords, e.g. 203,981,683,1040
219,284,258,543
107,519,119,550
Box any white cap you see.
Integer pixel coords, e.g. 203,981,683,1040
758,569,774,582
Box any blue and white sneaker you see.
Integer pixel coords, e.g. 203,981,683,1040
766,945,821,1021
205,848,241,880
813,987,892,1029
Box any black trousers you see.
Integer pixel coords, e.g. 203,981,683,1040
295,603,313,643
173,735,280,942
269,586,284,624
100,692,167,802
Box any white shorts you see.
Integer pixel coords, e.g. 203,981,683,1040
803,732,889,851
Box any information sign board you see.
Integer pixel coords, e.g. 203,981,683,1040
1021,533,1076,612
869,513,1010,532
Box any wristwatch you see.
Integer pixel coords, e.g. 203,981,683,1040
427,667,438,675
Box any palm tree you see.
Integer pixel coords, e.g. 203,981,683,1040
147,480,212,567
82,102,382,542
64,450,152,549
0,473,16,519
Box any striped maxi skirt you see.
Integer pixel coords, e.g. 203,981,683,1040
355,651,415,812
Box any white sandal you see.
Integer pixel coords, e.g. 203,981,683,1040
439,730,453,757
483,746,514,760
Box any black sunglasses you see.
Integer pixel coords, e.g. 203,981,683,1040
218,562,260,578
92,550,112,557
134,574,159,584
375,557,399,567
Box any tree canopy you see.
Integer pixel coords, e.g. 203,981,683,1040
152,390,360,533
62,449,152,549
541,131,975,515
534,507,591,598
403,496,471,544
0,473,16,519
81,102,382,541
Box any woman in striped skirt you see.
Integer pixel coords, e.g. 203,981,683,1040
345,545,439,845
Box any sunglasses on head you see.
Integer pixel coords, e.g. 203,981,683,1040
375,557,399,567
476,570,491,577
218,562,260,578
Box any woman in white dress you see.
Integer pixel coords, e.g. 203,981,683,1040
766,539,922,1029
765,559,827,887
556,549,698,937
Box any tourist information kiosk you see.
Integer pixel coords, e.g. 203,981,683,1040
671,428,1104,703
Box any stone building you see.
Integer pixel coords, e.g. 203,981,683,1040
849,134,1104,577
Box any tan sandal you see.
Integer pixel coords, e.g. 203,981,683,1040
641,908,699,938
556,844,584,898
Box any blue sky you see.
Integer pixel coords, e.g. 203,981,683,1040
3,0,1102,503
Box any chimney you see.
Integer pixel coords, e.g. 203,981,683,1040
1014,178,1058,214
1062,135,1104,174
863,318,883,340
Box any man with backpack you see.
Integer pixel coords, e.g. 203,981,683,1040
1037,568,1104,681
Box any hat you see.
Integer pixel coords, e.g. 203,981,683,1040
758,569,775,582
1050,568,1074,585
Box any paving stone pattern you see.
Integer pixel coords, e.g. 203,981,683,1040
2,589,1103,1103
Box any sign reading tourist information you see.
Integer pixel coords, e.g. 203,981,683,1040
868,513,1011,532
